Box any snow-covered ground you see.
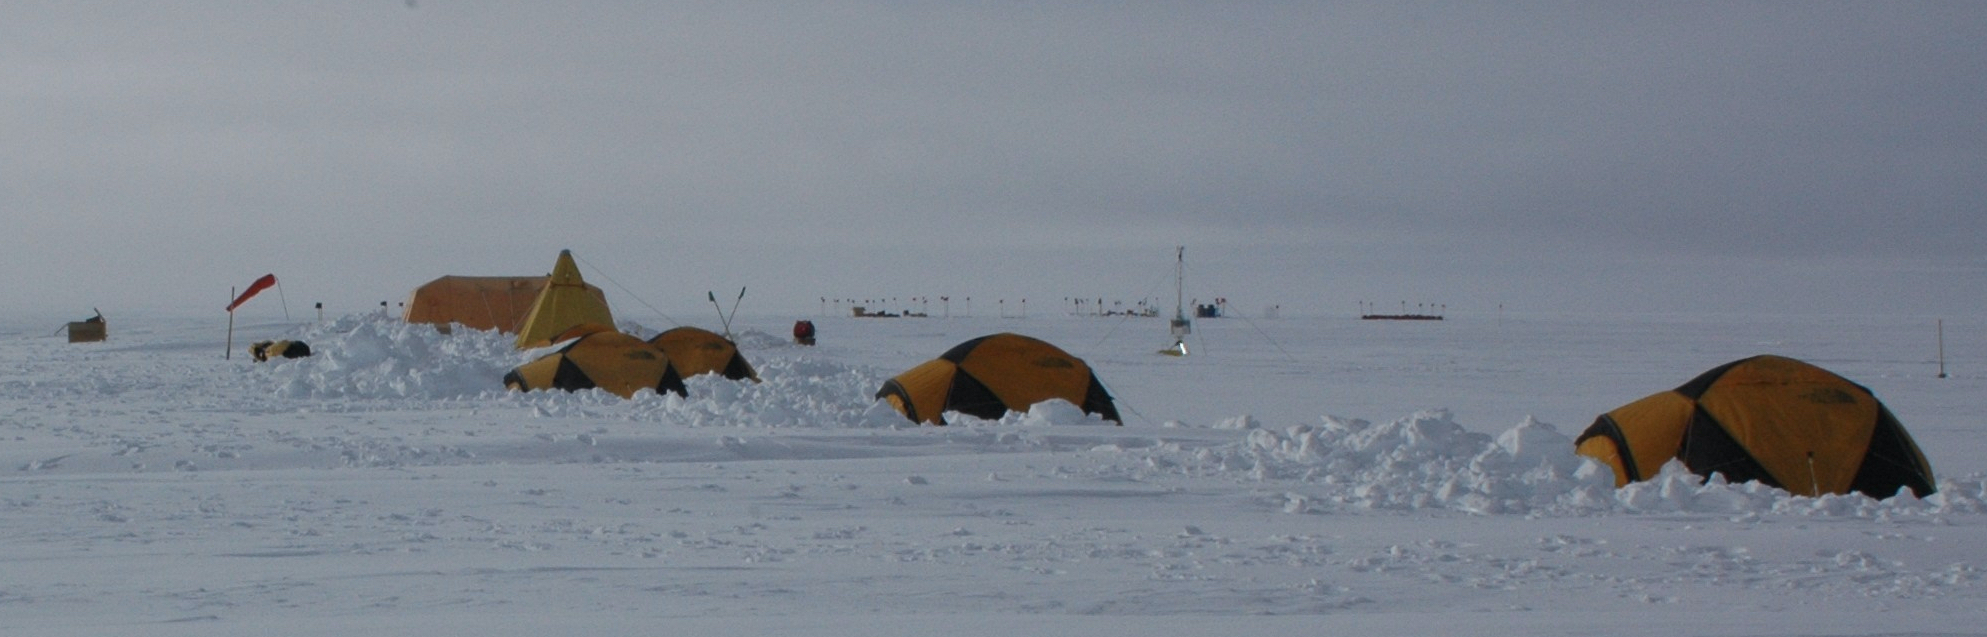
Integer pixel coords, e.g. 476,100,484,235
3,309,1983,636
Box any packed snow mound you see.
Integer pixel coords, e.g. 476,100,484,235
607,357,907,429
1129,410,1986,518
252,315,904,427
938,398,1119,427
731,327,794,350
255,315,524,400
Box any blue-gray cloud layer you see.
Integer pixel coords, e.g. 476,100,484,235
6,2,1981,318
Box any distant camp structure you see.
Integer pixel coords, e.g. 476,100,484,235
404,275,606,334
1575,355,1936,498
851,306,924,318
648,326,758,382
877,333,1121,426
64,310,107,343
513,250,615,349
1360,301,1445,321
504,327,686,399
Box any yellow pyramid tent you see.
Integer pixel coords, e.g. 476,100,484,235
514,250,615,349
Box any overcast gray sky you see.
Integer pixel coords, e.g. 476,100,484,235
6,2,1983,322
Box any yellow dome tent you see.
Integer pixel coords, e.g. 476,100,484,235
503,328,685,399
1575,355,1936,498
648,327,758,382
876,333,1120,426
514,250,614,349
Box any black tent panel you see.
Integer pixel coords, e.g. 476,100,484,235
1080,374,1122,423
938,335,993,364
944,371,1006,421
1674,357,1752,401
1847,407,1939,497
657,366,688,397
722,354,757,382
551,357,596,391
875,379,922,424
1679,406,1781,490
1576,414,1642,482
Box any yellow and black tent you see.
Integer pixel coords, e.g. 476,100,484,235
1575,354,1935,498
876,333,1121,426
504,328,686,399
648,327,758,382
514,250,615,349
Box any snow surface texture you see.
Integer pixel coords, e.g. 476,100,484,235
3,311,1983,636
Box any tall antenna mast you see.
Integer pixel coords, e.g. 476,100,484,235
1174,245,1185,320
1162,246,1191,356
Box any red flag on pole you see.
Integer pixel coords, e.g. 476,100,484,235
226,274,277,312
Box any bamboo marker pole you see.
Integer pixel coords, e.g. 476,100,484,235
1937,319,1947,379
225,286,235,360
1806,452,1820,497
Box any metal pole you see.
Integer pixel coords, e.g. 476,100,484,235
1174,246,1184,319
727,287,746,336
708,291,729,339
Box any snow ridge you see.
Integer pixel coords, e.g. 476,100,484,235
246,314,1984,519
1133,410,1982,518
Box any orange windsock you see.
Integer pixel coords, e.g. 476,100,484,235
226,274,277,312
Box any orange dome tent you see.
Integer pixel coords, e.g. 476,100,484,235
1576,355,1936,498
647,327,758,382
877,333,1120,426
503,329,685,399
